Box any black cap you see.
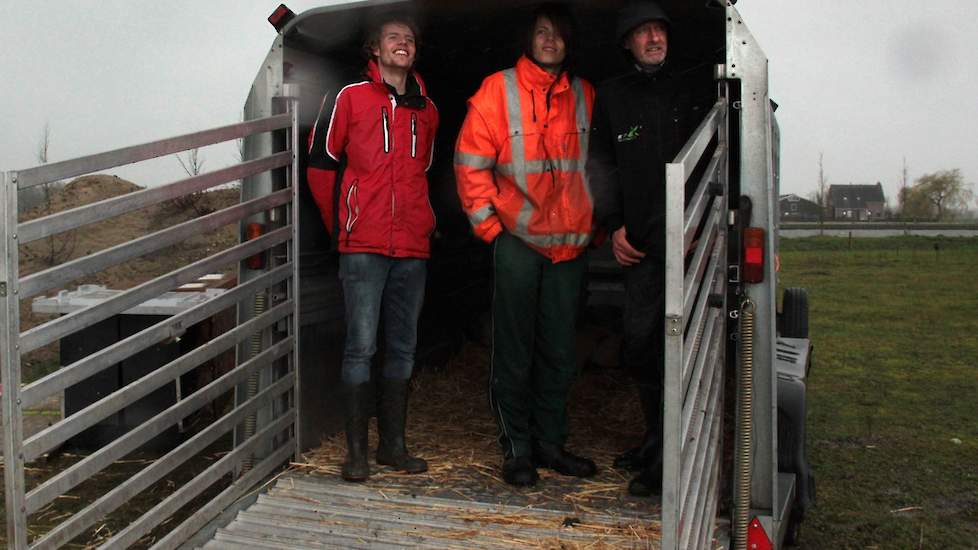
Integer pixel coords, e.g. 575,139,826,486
616,0,671,44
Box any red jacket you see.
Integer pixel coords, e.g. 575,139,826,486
307,60,439,259
454,56,594,263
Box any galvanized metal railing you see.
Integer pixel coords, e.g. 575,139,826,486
1,100,301,548
661,97,729,550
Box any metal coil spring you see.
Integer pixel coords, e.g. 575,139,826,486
242,291,266,473
735,298,756,550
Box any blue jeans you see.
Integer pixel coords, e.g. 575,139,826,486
338,253,427,385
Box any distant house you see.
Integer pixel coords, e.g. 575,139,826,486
779,194,822,222
828,183,886,221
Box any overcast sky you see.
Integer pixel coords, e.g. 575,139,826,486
2,0,977,206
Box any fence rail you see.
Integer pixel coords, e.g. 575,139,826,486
1,109,299,549
661,97,728,550
14,115,292,190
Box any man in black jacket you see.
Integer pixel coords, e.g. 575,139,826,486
586,0,713,496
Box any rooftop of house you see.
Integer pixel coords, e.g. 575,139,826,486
828,183,885,208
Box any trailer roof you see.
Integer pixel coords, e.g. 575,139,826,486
281,0,726,84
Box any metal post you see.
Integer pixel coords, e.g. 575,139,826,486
285,87,302,459
727,3,779,522
661,161,688,550
1,171,28,549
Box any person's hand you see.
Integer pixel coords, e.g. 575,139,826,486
611,227,645,266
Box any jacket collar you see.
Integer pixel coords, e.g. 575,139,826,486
364,58,429,99
630,58,681,83
515,55,570,95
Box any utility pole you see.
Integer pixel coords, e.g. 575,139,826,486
818,153,826,235
900,156,909,220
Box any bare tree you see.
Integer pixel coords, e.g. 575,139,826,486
169,148,208,215
901,156,909,192
897,156,910,219
176,147,205,178
816,152,828,233
36,123,77,266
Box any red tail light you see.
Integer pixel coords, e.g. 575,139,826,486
268,4,296,32
742,227,765,283
747,517,773,550
245,223,265,270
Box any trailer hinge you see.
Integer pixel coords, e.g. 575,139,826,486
0,281,7,297
666,315,682,336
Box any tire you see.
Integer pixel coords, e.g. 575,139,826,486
783,509,802,546
780,288,809,338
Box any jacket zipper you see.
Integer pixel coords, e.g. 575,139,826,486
389,96,397,254
410,113,418,158
382,107,391,154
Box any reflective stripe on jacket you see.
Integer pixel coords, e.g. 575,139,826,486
454,55,595,263
307,59,439,259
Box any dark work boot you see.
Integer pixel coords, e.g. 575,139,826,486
341,383,370,482
614,383,663,472
502,455,539,487
376,378,428,473
532,441,597,478
628,449,663,496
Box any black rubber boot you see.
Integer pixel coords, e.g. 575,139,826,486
376,378,428,473
533,441,597,478
614,383,663,472
341,383,370,482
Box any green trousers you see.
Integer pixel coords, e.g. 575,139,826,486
489,231,586,458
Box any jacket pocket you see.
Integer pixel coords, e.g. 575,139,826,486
344,179,360,235
411,110,436,171
425,193,437,238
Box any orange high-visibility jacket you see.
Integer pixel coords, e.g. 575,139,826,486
454,55,595,263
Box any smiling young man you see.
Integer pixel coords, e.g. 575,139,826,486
586,0,715,496
454,3,596,487
307,14,438,482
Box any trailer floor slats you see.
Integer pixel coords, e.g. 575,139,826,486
200,474,661,549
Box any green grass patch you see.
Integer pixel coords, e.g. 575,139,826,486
780,237,978,548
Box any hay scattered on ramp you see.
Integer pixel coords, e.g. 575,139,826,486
295,340,661,547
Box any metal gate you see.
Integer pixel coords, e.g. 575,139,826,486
661,95,729,549
1,94,301,548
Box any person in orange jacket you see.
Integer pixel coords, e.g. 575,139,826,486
454,3,596,487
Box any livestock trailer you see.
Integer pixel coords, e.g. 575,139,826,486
1,1,813,548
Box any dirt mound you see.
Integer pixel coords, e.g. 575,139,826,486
19,174,142,222
19,175,238,282
63,174,142,208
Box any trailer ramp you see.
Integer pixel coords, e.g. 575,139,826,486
202,474,660,549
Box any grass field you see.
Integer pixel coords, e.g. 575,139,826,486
779,236,978,549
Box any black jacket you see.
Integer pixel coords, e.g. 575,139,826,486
586,62,714,256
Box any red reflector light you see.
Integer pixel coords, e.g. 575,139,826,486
268,4,296,32
742,227,765,283
747,517,773,550
245,223,265,270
